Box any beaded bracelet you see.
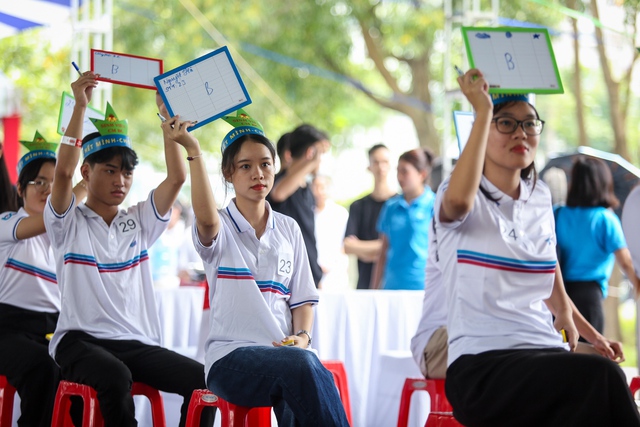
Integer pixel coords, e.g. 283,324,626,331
187,153,202,161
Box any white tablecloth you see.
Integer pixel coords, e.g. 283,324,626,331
155,286,205,356
312,289,426,427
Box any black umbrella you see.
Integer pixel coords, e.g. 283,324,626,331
540,146,640,218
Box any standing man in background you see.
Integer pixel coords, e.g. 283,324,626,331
268,124,330,287
343,144,396,289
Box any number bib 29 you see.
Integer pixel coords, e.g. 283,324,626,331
118,218,138,236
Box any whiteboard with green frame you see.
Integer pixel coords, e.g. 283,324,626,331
461,27,564,94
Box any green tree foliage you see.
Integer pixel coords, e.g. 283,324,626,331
0,31,70,143
2,1,638,167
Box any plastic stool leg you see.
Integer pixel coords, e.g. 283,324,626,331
0,376,17,427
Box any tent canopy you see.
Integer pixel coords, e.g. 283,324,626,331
0,0,75,39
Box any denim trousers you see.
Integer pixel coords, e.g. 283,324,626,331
206,346,350,427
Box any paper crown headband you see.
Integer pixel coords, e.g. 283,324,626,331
491,93,530,105
17,131,58,174
220,109,265,153
83,102,131,158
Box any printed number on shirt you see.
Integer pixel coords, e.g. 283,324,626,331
277,252,293,278
117,218,138,235
498,217,534,251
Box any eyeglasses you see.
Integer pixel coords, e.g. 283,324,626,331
491,117,545,136
27,180,53,193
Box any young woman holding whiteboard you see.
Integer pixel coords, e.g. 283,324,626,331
165,110,349,427
436,69,640,426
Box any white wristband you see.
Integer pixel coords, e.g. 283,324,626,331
60,136,82,148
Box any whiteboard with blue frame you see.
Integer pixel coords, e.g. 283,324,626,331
154,46,251,131
461,27,564,94
453,111,474,157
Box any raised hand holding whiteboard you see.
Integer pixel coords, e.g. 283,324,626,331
56,92,104,137
462,27,563,94
154,46,251,132
91,49,163,90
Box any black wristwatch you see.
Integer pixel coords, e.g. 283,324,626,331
296,330,312,347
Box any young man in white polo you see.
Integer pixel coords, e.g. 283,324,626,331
45,72,214,426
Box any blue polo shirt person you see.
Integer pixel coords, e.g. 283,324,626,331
372,148,436,290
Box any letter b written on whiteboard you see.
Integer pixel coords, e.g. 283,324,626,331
205,81,214,96
504,52,515,70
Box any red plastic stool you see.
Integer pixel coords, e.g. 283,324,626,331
185,389,271,427
131,382,166,426
0,375,17,427
630,376,640,398
321,360,353,425
397,378,462,427
51,380,166,427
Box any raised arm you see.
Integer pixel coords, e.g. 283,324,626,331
161,115,220,245
439,69,493,223
151,94,187,217
50,73,98,215
16,180,87,240
269,141,326,202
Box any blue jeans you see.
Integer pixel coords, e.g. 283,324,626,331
206,346,349,427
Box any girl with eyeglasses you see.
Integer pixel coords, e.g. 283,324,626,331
435,69,640,426
0,136,85,426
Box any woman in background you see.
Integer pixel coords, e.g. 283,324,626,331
555,156,640,334
372,148,435,290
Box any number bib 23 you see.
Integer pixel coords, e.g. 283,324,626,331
277,252,293,278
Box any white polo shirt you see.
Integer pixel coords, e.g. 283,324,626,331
196,200,319,376
44,191,169,357
435,176,566,366
0,209,59,312
410,218,447,369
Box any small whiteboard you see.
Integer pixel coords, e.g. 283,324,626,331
462,27,563,94
453,111,474,156
622,186,640,274
91,49,163,90
154,46,251,132
56,92,104,137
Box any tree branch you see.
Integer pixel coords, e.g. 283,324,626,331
356,13,402,95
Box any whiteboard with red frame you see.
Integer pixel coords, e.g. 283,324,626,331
91,49,163,90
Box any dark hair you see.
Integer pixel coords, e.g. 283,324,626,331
81,132,138,170
368,144,388,158
16,157,56,209
480,101,539,202
288,124,328,159
398,148,435,185
221,134,276,180
566,156,618,209
0,152,18,212
276,132,291,163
